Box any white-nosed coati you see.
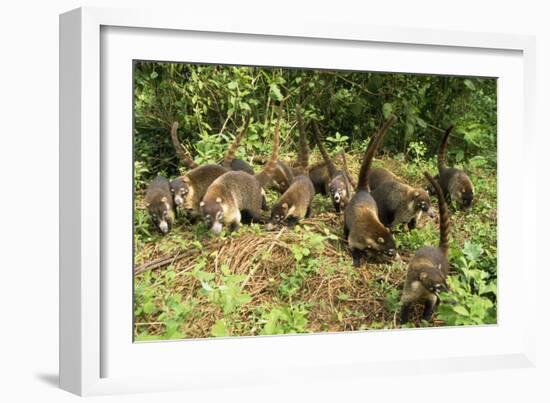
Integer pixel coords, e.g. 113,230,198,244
311,121,353,212
199,107,281,235
343,115,397,266
371,169,432,230
270,104,315,227
145,176,175,234
437,125,475,209
169,118,252,215
400,172,450,324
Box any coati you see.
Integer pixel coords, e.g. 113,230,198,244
343,116,397,266
270,104,315,227
400,172,450,324
269,160,295,194
169,118,252,214
368,167,398,192
311,121,353,212
170,121,254,175
437,125,475,209
199,107,281,235
145,176,175,234
371,174,432,230
308,161,330,195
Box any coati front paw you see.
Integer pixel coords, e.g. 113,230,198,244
286,216,299,228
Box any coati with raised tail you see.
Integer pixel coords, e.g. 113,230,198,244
199,107,281,235
343,116,397,266
145,176,175,235
270,104,315,227
400,172,450,324
311,121,353,212
437,125,474,209
170,121,254,175
169,118,252,214
371,172,432,230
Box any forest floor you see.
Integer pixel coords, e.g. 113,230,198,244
133,152,497,341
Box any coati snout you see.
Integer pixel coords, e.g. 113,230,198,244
329,177,349,212
199,198,225,235
149,196,173,234
145,176,175,235
458,189,473,209
418,266,448,293
365,234,397,258
170,177,190,207
412,189,431,213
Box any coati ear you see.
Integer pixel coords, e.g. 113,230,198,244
170,188,175,193
216,197,222,203
414,191,420,197
161,196,167,203
377,237,384,244
183,177,190,183
282,202,288,210
461,188,466,193
420,272,428,280
199,201,205,207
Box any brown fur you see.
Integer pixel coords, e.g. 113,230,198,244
437,125,475,209
222,115,252,171
145,176,175,234
170,122,198,169
371,180,432,230
344,115,397,266
170,164,228,214
308,161,329,194
270,103,315,227
400,172,450,323
311,121,353,212
200,106,281,234
268,160,295,194
368,167,398,192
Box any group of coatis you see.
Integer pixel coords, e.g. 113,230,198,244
144,102,475,325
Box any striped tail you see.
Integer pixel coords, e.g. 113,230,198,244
295,103,310,175
256,106,281,187
170,122,198,169
437,125,454,173
340,151,356,189
356,115,396,191
424,172,450,257
312,120,337,177
222,114,251,168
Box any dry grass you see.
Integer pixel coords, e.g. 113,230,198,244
134,152,494,340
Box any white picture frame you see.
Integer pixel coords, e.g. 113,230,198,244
59,6,537,396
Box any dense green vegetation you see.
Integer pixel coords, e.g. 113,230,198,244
133,62,497,340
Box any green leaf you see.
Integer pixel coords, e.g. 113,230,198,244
150,71,158,79
382,103,393,118
269,83,283,101
211,320,229,337
227,81,238,90
142,302,155,314
464,79,476,91
453,305,469,316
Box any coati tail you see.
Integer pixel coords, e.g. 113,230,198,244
312,121,337,177
340,150,356,189
424,172,450,257
295,103,310,174
438,125,454,173
256,106,281,187
222,114,251,168
356,115,396,191
170,122,198,169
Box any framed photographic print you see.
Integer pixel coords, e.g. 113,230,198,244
60,6,537,396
